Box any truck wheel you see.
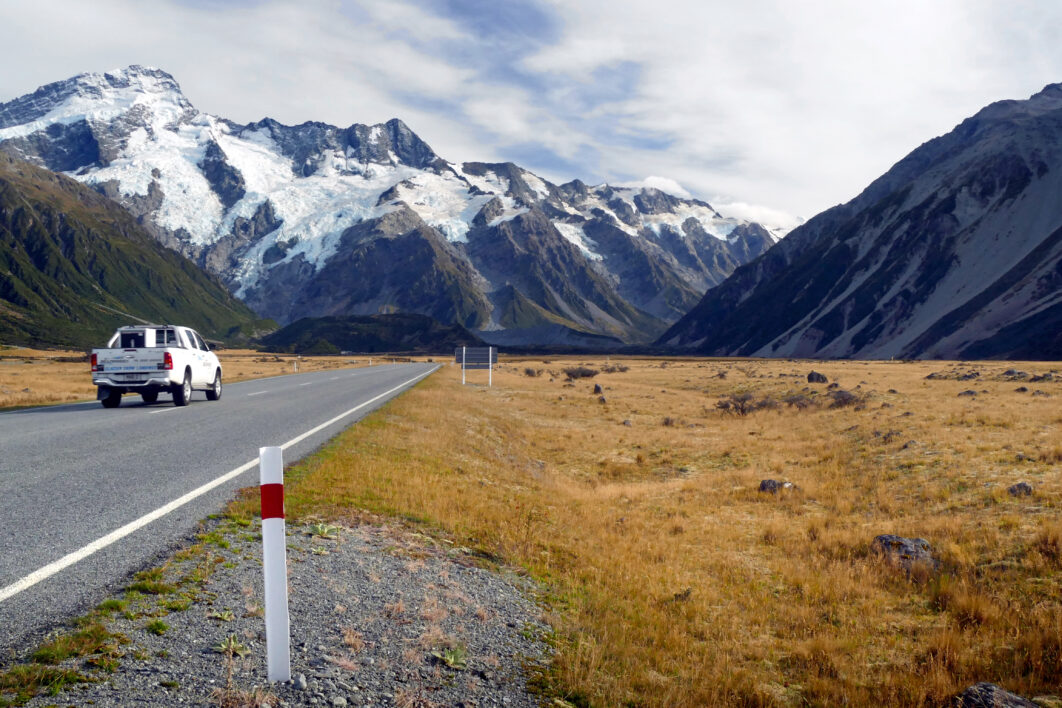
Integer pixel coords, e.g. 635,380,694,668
173,371,192,407
206,370,222,401
100,389,122,408
141,390,159,404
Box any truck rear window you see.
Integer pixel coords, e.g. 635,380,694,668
120,332,145,348
154,329,177,346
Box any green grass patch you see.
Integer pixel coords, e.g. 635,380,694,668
144,620,169,636
29,623,113,665
127,580,177,595
95,598,127,615
0,664,87,705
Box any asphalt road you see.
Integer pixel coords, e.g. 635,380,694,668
0,362,438,660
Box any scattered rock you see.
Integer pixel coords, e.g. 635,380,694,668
593,383,603,394
807,371,828,384
959,371,981,381
901,441,918,450
827,382,840,390
953,682,1037,707
1033,390,1050,397
295,673,309,691
1003,369,1028,379
871,534,937,571
1008,482,1033,497
1016,386,1029,393
958,390,978,397
622,419,632,426
887,388,898,394
598,396,607,404
758,479,795,493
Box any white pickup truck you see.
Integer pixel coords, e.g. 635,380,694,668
91,325,223,408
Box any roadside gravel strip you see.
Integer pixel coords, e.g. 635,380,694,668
23,517,551,707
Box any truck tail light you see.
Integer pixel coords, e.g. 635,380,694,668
163,351,174,371
91,353,98,372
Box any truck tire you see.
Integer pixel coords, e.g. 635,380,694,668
173,371,192,407
141,390,159,404
100,388,122,408
206,370,222,401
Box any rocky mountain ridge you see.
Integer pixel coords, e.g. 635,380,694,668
660,82,1062,359
0,66,778,346
0,152,266,349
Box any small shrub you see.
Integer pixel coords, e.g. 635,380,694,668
523,367,542,377
827,389,865,408
783,393,817,409
564,367,599,380
716,391,775,415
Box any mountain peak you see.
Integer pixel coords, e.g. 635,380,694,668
0,64,191,139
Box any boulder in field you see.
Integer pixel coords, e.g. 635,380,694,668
871,534,938,571
952,682,1037,707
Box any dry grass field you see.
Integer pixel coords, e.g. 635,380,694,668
0,347,391,409
224,356,1061,707
4,349,1060,705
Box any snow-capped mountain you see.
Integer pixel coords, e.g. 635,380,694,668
0,66,776,345
660,83,1062,359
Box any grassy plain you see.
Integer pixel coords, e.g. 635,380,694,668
4,350,1060,705
227,356,1061,707
0,347,390,409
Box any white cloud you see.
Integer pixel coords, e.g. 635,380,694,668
1,0,1062,226
619,176,691,198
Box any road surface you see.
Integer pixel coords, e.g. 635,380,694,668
0,362,437,659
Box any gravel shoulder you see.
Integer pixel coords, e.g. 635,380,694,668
21,517,551,708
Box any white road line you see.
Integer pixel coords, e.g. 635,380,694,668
299,382,314,387
247,391,267,397
0,365,439,605
148,407,181,415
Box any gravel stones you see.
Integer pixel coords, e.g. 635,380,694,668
871,534,938,571
24,520,549,707
953,682,1038,707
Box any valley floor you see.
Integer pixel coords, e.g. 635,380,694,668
3,354,1060,706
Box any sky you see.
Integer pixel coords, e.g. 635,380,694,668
1,0,1062,228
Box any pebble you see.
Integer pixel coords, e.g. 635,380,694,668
21,520,548,707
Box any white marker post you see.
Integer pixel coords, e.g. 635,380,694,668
259,447,291,683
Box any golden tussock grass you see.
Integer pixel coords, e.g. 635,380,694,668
219,356,1062,706
0,347,399,409
15,347,1058,705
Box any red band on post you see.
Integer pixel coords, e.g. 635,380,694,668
261,483,285,520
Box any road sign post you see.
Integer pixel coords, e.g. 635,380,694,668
455,347,497,386
259,446,291,683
